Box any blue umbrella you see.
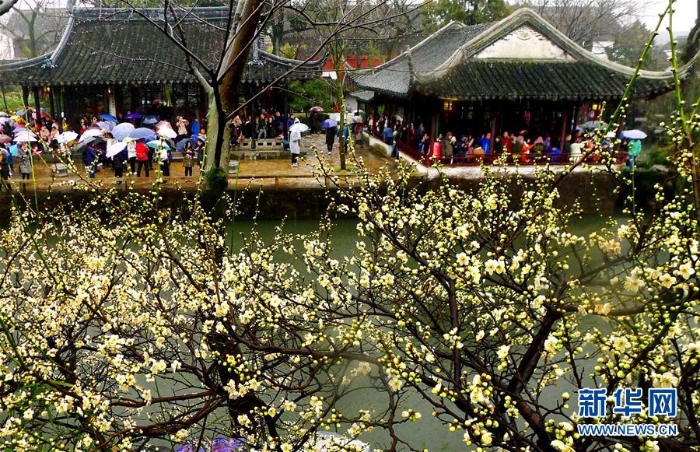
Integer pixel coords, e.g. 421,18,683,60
100,113,118,122
176,138,190,152
125,112,142,120
142,115,159,126
190,135,206,145
112,122,135,141
9,144,19,156
96,121,114,131
128,127,156,141
321,119,338,129
147,139,171,151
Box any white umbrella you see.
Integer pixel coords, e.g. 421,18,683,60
622,130,647,140
80,128,104,141
106,141,128,158
156,126,177,139
604,131,616,138
289,122,309,134
57,131,79,143
14,132,37,142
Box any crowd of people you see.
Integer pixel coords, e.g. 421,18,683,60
0,110,210,189
366,113,633,164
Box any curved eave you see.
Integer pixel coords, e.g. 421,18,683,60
428,7,694,84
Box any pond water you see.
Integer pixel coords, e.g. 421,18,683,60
224,215,620,451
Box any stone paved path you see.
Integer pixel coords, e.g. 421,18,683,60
0,133,398,193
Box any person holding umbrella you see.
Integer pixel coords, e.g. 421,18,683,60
85,142,98,178
157,137,171,177
325,123,337,156
0,148,10,191
135,139,150,177
193,137,205,166
289,119,302,167
18,142,32,180
183,141,195,177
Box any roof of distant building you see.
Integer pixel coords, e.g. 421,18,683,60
351,8,696,102
0,7,323,86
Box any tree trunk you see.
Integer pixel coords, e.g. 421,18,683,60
210,0,265,170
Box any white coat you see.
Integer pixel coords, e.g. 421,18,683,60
289,129,301,155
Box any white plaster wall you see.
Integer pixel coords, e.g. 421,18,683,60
475,26,575,60
0,33,14,59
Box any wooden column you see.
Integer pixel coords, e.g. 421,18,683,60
489,110,498,153
559,106,569,151
49,87,56,120
32,85,42,129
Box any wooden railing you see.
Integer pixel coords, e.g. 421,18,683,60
396,142,629,167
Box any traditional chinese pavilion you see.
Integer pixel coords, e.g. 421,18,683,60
351,8,692,152
0,7,323,127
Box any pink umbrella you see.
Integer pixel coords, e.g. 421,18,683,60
0,134,11,144
310,106,324,112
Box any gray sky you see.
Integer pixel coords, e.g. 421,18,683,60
642,0,696,33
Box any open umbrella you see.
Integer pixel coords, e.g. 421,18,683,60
32,109,48,119
128,127,156,141
581,120,607,129
112,122,135,141
75,136,104,150
96,121,114,131
14,132,37,142
100,113,118,122
604,131,617,138
156,126,177,139
622,129,647,140
80,128,104,141
13,125,31,134
142,115,159,126
0,112,8,118
176,138,190,152
321,119,337,129
57,131,79,143
0,134,11,144
106,141,128,158
310,106,324,112
190,134,206,145
147,139,172,151
125,112,142,120
392,114,404,123
289,122,309,134
155,120,172,130
9,144,18,156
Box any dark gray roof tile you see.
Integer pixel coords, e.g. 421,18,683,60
0,7,322,86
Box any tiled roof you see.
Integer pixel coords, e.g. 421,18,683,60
351,21,491,97
414,61,674,101
0,7,322,86
352,8,687,101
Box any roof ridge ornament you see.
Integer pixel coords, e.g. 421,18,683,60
41,56,56,69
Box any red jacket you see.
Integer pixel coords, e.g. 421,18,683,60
135,142,149,161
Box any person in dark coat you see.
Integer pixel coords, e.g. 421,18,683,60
85,143,98,178
325,126,337,156
0,151,10,191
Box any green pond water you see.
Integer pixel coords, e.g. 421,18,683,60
222,216,618,451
